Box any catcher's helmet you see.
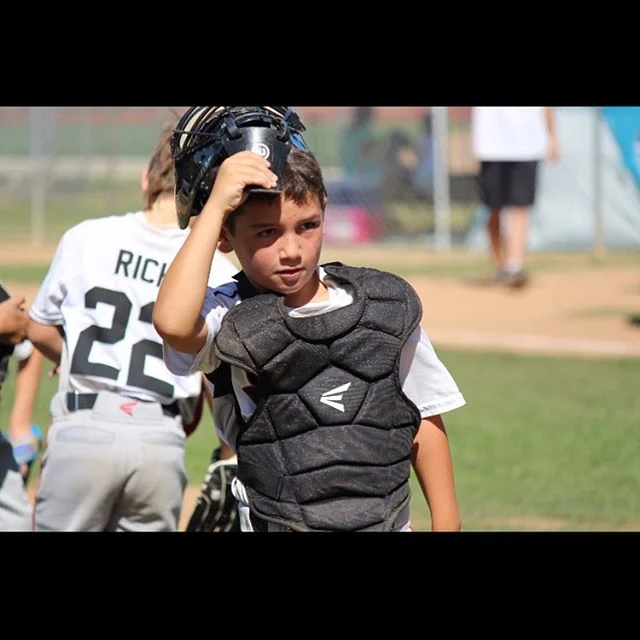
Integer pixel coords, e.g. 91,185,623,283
171,106,309,229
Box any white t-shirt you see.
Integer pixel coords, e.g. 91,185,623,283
163,265,466,449
472,107,549,161
30,211,238,403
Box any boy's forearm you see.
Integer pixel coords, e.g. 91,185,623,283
8,348,44,435
0,297,28,345
544,107,557,139
26,320,63,365
154,207,224,348
412,415,462,532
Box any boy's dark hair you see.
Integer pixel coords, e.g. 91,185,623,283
144,121,177,210
224,149,328,234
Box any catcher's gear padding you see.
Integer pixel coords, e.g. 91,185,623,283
171,106,309,229
186,446,240,532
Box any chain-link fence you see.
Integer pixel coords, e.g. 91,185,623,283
1,107,637,254
299,106,477,249
0,106,479,251
0,107,180,247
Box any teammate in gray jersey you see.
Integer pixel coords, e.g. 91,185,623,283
27,121,238,532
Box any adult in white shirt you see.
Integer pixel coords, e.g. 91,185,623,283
471,107,559,288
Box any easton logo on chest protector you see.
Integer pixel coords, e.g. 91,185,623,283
319,382,351,412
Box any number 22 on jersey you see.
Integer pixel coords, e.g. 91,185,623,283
69,286,173,397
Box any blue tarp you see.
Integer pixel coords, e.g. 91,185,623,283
602,107,640,188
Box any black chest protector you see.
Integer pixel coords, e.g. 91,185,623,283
211,263,422,531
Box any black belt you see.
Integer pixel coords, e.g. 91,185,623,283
66,392,180,418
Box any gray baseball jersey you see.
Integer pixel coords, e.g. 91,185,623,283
29,212,238,531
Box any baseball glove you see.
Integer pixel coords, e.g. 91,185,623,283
186,446,240,532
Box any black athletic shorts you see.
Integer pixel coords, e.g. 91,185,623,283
477,160,539,209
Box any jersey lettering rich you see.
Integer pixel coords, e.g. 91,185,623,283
30,212,238,403
114,249,168,287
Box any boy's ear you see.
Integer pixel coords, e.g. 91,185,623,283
140,167,149,195
218,227,234,254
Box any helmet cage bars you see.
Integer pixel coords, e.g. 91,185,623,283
172,106,308,229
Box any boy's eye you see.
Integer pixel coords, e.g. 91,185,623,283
258,229,276,238
301,220,321,231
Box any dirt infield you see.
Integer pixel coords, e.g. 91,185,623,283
412,266,640,358
7,243,640,359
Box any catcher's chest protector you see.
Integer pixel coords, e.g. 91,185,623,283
214,263,423,531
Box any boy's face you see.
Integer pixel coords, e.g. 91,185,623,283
219,193,325,307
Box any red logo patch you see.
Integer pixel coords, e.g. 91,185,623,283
119,400,139,416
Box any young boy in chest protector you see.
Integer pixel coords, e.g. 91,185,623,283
154,107,466,532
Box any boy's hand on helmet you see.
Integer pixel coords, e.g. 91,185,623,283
205,151,279,222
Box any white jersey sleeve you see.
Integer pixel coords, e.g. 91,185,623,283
399,327,466,418
162,281,238,377
29,229,72,326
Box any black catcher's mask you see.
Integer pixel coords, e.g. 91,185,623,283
171,106,309,230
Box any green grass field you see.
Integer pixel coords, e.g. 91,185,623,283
424,350,640,531
2,346,638,531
